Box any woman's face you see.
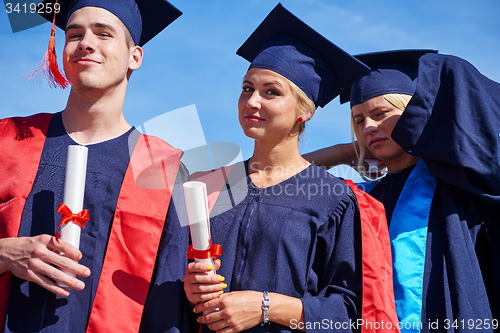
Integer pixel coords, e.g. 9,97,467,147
352,95,412,170
238,67,301,143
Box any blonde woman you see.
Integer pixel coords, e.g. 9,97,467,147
183,5,399,333
304,49,500,332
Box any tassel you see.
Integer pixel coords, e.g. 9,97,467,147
26,0,69,89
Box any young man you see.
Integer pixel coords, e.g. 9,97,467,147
0,0,189,332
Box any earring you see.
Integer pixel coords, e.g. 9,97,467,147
298,117,304,122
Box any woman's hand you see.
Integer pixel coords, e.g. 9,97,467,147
195,291,305,333
195,290,263,333
184,260,225,305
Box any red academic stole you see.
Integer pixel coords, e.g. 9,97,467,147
0,114,182,333
190,168,399,333
86,133,181,333
343,180,400,333
0,113,54,330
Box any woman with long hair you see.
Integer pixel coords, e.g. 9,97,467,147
304,49,500,332
183,4,398,333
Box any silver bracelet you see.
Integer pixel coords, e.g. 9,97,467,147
261,291,270,325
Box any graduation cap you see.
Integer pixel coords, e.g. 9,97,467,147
30,0,182,88
236,3,370,108
39,0,182,46
339,49,438,107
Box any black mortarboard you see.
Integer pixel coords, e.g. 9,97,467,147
236,3,370,108
339,49,438,107
40,0,182,46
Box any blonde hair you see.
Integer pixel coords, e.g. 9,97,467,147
351,93,412,176
287,80,316,135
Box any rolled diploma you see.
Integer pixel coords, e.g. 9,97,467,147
59,145,88,285
183,181,214,269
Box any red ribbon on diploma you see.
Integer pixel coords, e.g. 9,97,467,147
55,203,90,239
187,243,222,260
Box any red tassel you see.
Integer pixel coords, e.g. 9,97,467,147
26,0,69,89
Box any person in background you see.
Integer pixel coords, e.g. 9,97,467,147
0,0,191,332
304,49,500,332
184,4,399,333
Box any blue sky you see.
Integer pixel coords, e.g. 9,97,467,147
1,0,499,181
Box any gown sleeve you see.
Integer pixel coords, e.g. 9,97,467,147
301,191,362,333
391,53,500,208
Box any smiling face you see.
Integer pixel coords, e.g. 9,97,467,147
352,94,418,171
63,6,142,92
238,67,309,144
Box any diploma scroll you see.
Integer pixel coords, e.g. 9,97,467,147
184,181,222,315
58,145,89,286
183,181,217,269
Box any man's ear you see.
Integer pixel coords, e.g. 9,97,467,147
129,45,143,71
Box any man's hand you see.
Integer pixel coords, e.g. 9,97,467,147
0,235,91,297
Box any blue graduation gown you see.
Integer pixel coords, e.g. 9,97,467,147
202,162,362,333
370,53,500,332
2,112,190,333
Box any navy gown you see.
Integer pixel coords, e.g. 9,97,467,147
368,53,500,332
199,162,362,333
4,112,190,333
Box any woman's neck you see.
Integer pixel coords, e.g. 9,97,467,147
248,139,310,188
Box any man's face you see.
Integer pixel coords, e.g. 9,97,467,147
63,6,140,91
